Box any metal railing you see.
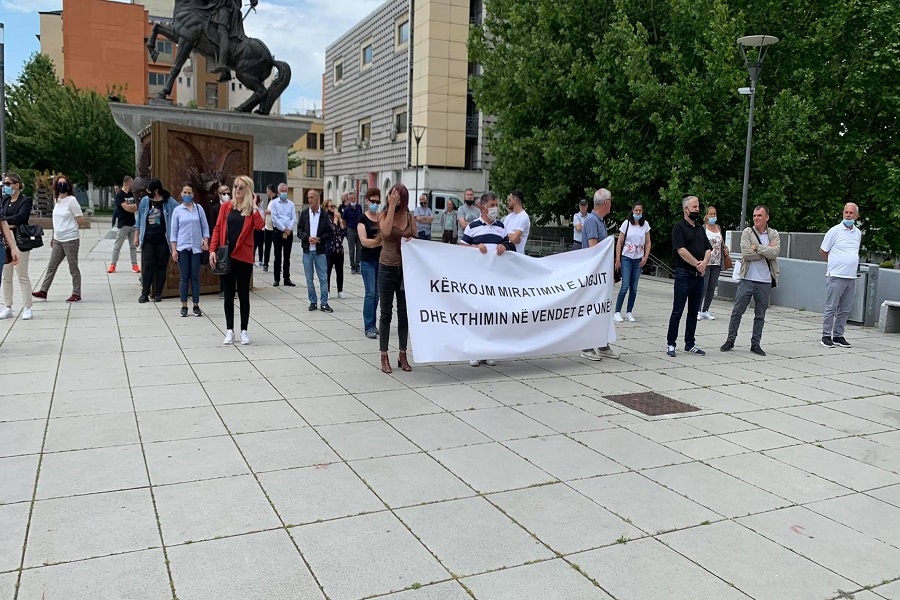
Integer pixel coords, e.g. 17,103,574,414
466,116,479,137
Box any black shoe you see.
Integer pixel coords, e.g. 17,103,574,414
273,281,279,287
321,304,334,313
720,340,734,352
821,336,835,349
308,303,317,311
219,292,224,299
284,280,296,287
832,336,851,348
193,305,202,317
139,295,149,303
180,306,188,317
153,295,162,302
750,345,767,356
263,265,268,273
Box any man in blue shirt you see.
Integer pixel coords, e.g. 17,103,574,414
341,192,363,274
580,188,620,362
268,183,297,287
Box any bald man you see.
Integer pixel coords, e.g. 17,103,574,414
819,203,862,349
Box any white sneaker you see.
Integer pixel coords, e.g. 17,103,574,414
484,359,497,366
626,312,636,322
223,329,234,345
22,308,33,320
595,346,620,359
338,292,347,299
468,359,481,367
704,311,716,320
613,312,623,322
0,306,12,319
697,311,706,320
580,349,602,362
240,330,251,345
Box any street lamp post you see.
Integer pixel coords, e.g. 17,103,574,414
737,34,779,231
0,23,6,175
412,125,426,202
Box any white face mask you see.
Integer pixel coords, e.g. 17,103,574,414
222,194,230,202
487,207,499,220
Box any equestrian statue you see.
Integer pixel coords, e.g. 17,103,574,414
147,0,290,115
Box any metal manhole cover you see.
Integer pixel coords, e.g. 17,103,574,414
605,392,700,417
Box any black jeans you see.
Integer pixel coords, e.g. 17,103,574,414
272,229,292,282
701,264,722,312
222,259,252,330
327,252,344,294
263,230,273,267
141,238,170,297
378,265,408,352
666,267,705,348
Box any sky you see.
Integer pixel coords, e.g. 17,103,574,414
0,0,384,114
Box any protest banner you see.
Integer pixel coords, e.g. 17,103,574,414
401,237,617,363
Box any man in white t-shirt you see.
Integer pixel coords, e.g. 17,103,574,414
819,203,862,349
503,189,531,254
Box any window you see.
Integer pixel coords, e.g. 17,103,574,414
205,83,218,108
231,82,235,92
360,39,373,70
334,128,343,152
186,77,191,88
333,59,344,85
306,132,317,149
306,160,317,178
156,40,173,54
393,107,408,141
177,76,183,85
397,18,410,48
358,119,371,146
318,134,325,150
148,72,167,86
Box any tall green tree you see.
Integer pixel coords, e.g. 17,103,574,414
469,0,900,257
6,53,134,191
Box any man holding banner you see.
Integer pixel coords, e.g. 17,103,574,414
459,193,515,367
581,189,621,362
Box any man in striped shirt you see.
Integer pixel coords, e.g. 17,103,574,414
459,192,515,367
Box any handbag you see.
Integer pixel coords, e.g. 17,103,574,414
14,223,44,250
211,212,231,276
750,227,777,288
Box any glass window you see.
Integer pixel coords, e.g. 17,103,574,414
361,44,373,67
359,120,371,144
319,134,325,150
186,77,191,88
148,72,167,87
395,111,408,135
205,83,218,108
334,129,343,151
333,60,343,85
398,20,410,46
156,40,173,54
306,132,317,149
306,161,317,178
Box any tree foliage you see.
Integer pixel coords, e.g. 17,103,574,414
469,0,900,257
5,53,135,190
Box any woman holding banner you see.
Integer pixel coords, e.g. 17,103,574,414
378,184,415,373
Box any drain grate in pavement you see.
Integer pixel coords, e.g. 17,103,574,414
605,392,700,417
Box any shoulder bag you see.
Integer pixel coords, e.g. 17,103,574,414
212,209,232,276
750,227,776,288
720,226,733,270
14,223,45,250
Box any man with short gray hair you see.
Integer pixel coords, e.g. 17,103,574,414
819,203,862,348
666,195,712,357
580,188,620,362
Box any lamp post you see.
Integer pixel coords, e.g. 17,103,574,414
737,34,778,231
412,125,426,202
0,23,6,175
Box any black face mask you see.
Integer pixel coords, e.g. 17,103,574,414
464,199,474,206
688,211,701,222
57,182,70,194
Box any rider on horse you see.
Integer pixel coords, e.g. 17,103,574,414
196,0,257,81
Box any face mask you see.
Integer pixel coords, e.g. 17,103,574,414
633,213,643,221
350,201,357,206
370,202,380,212
420,203,427,207
182,195,193,204
707,216,717,225
688,211,701,222
842,219,855,228
487,207,499,220
57,182,70,194
222,194,230,202
2,185,13,197
279,192,288,200
465,199,474,206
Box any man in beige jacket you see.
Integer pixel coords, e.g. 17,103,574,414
720,205,780,356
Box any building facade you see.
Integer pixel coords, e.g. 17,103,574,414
286,112,326,206
323,0,491,206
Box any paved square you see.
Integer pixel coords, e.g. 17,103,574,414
2,229,899,599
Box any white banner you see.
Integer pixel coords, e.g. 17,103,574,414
401,238,617,363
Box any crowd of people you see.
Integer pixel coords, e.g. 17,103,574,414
0,173,866,371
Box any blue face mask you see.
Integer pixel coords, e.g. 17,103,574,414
707,217,717,225
633,213,643,221
842,219,855,228
182,195,193,204
369,202,379,212
2,185,13,197
279,192,288,200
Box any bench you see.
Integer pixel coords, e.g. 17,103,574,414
879,301,900,334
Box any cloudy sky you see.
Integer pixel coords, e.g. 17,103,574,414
0,0,384,114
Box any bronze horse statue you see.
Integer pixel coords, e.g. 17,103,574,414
147,0,290,115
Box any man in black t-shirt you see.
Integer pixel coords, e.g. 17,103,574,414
108,176,139,273
666,195,712,357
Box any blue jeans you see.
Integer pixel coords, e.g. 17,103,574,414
303,249,328,305
417,230,430,241
666,267,705,348
361,260,379,333
615,256,642,313
178,249,202,304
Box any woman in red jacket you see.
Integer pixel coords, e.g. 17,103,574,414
209,175,264,345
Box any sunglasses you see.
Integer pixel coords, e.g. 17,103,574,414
234,185,246,191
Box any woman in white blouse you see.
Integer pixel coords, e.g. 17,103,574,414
614,202,651,322
699,205,729,320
